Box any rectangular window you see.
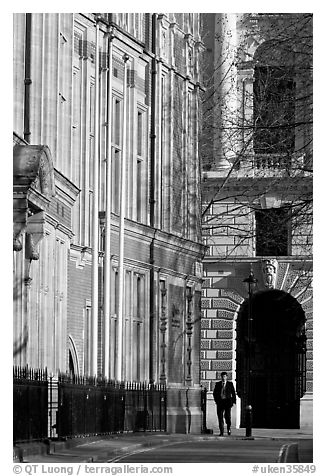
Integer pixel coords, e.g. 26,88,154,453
136,109,146,223
110,268,118,378
160,76,165,228
125,271,132,317
112,98,122,214
135,14,144,42
134,274,144,319
132,272,144,381
84,305,91,375
111,148,121,214
137,111,143,156
88,190,93,247
255,208,290,256
132,321,141,380
136,159,142,222
137,276,142,319
99,225,105,252
113,98,121,146
89,82,95,187
114,270,119,315
123,13,128,30
253,66,295,155
72,67,81,185
111,268,119,316
111,317,117,377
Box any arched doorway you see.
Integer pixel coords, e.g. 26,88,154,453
68,335,80,376
68,350,75,376
236,289,306,428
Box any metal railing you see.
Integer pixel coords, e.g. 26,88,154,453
13,366,167,442
124,382,167,432
13,366,48,443
56,375,167,438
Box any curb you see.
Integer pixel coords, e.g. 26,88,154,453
14,432,311,462
277,443,299,463
13,435,174,463
14,442,50,463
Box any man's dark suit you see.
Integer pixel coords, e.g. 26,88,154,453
213,380,236,435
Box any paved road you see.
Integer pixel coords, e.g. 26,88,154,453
110,439,313,463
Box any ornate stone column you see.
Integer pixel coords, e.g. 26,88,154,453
185,286,194,385
159,280,167,384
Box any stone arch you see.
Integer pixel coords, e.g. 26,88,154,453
201,260,311,429
68,335,80,376
279,264,312,304
253,38,295,67
236,289,306,428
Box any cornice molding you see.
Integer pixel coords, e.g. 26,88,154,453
54,169,80,206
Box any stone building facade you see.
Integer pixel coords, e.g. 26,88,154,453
13,13,205,433
200,13,313,430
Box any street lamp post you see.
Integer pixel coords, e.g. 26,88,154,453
243,270,258,437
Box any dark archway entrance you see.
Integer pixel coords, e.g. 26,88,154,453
236,290,306,428
68,350,75,376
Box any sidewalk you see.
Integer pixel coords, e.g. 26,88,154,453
14,428,313,463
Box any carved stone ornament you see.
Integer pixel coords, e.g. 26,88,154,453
13,237,23,252
25,232,40,261
13,144,55,252
13,144,55,198
262,259,278,289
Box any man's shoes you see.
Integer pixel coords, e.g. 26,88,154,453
227,428,231,435
219,432,224,436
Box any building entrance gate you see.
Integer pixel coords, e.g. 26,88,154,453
236,289,306,429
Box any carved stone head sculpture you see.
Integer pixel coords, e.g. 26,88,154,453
262,259,278,289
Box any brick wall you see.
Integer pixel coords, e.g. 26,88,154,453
200,281,241,391
201,261,313,399
67,258,92,373
47,197,71,230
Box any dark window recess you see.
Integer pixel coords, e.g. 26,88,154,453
255,207,290,256
78,40,95,61
253,66,295,154
100,52,109,70
127,69,135,88
112,57,124,80
74,32,82,55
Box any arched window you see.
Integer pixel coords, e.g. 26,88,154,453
68,335,80,376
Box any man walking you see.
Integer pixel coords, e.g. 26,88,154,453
213,372,236,436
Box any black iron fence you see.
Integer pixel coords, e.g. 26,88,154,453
57,374,166,438
13,366,48,443
13,366,167,443
124,381,167,433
